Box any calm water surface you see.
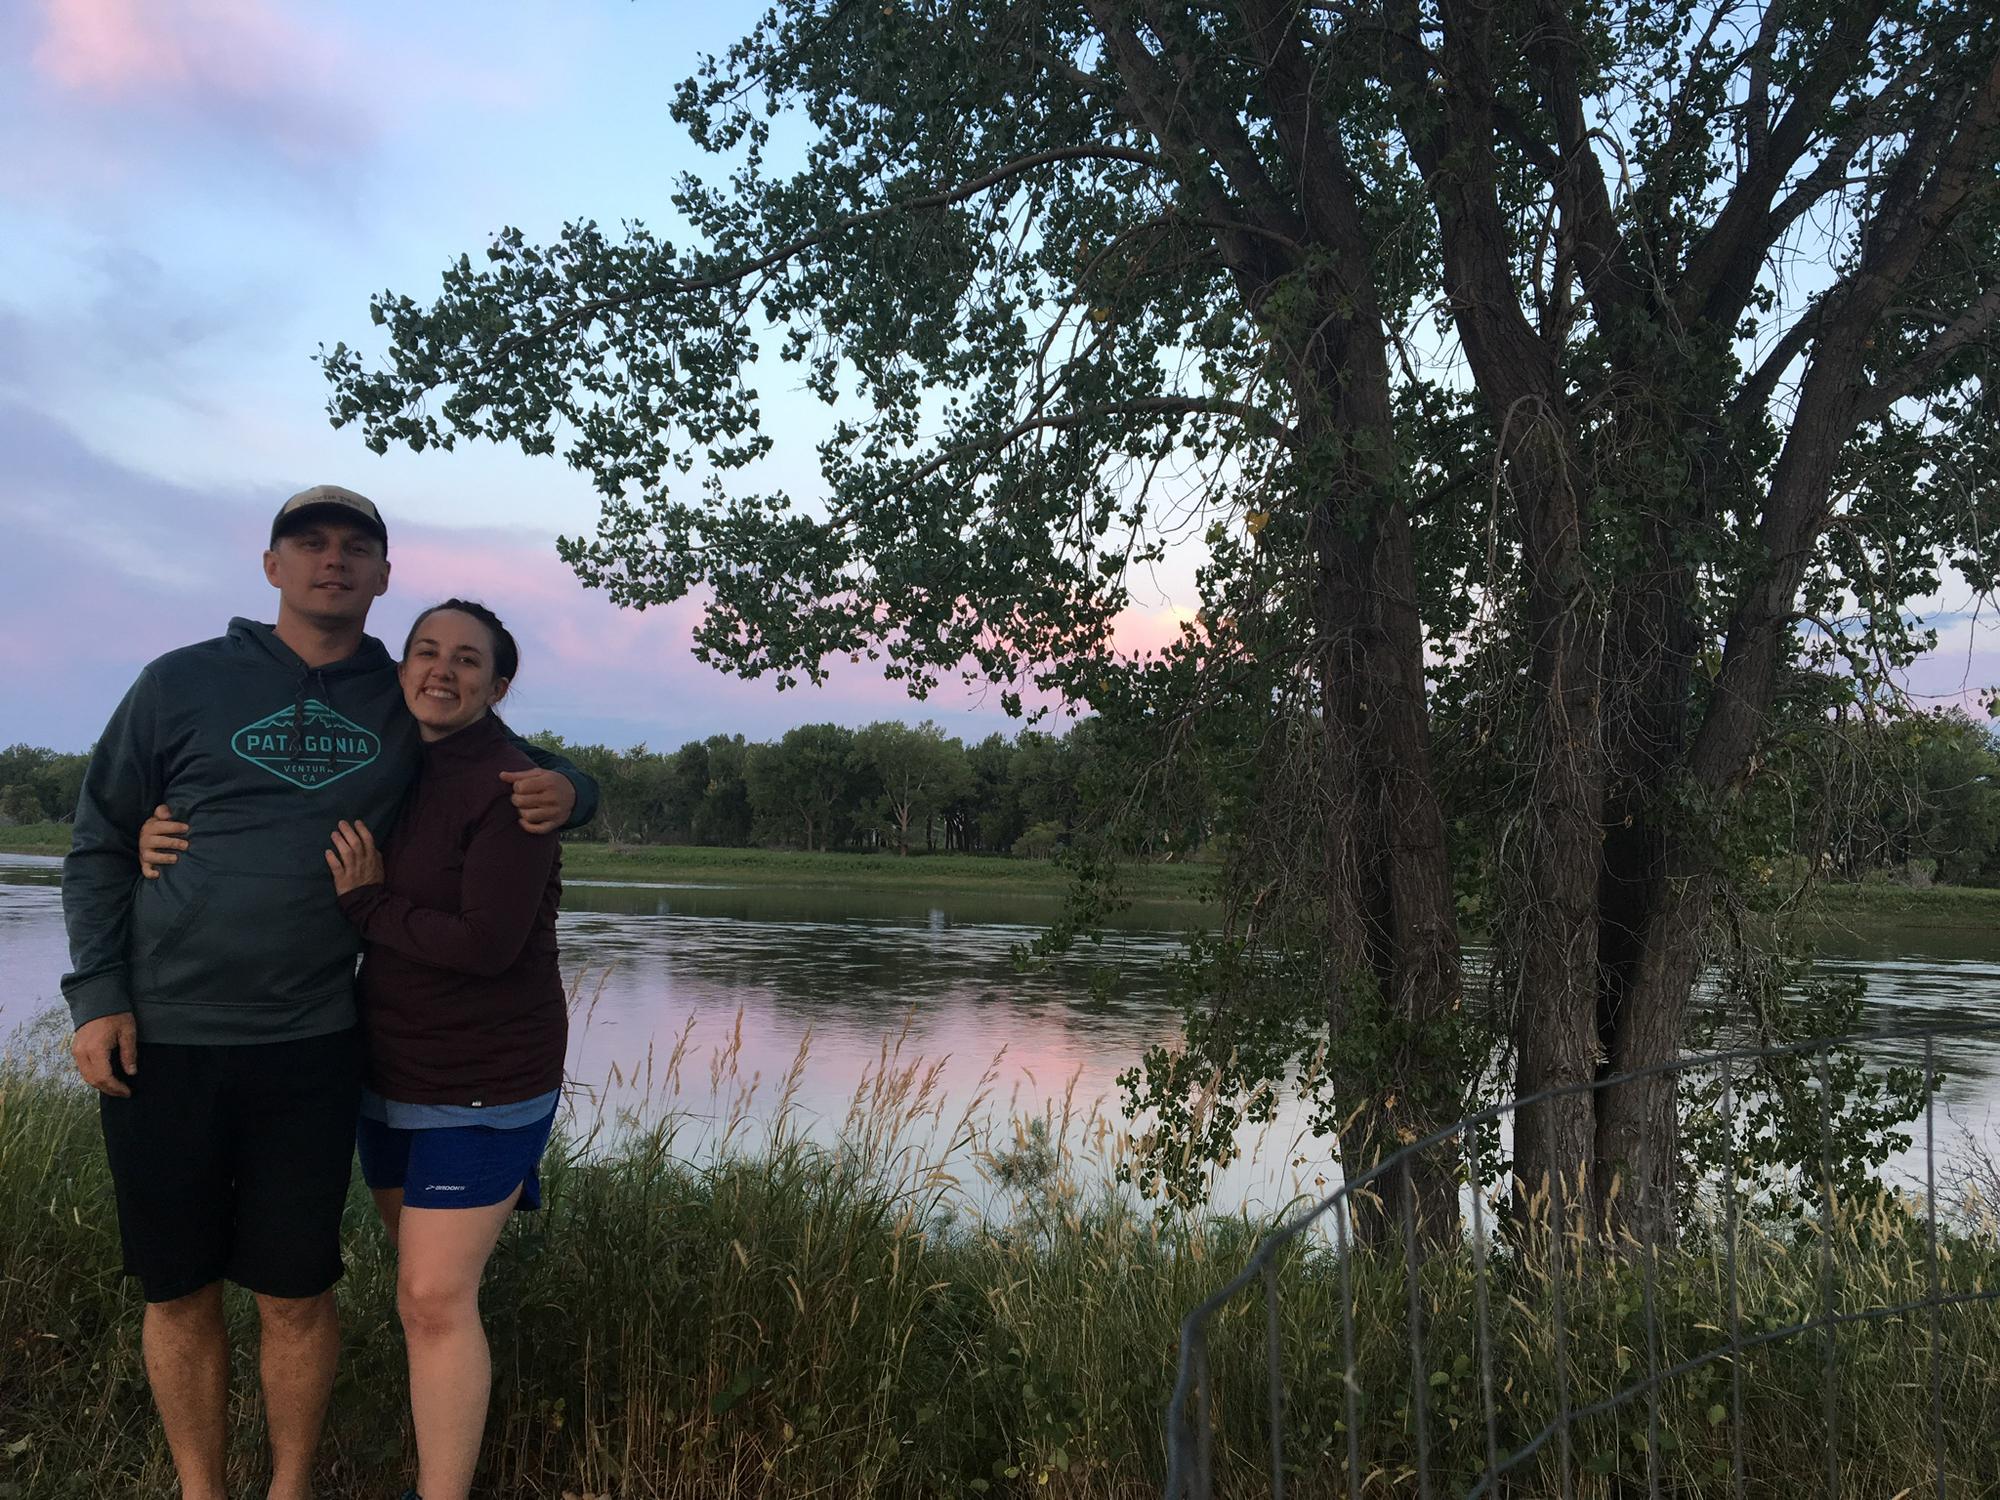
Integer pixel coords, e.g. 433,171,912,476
6,853,1999,1213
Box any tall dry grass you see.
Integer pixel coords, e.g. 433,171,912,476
5,1000,2000,1497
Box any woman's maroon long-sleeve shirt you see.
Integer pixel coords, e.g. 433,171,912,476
336,712,565,1106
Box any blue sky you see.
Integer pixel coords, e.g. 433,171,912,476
1,0,1992,755
0,0,1061,753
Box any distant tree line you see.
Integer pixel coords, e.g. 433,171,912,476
524,718,1217,858
0,746,87,828
12,707,2000,878
2,722,1201,859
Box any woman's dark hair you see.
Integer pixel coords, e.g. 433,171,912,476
402,599,520,684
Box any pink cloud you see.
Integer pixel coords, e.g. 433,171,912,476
260,516,1020,746
33,0,161,91
28,0,541,140
1,3,561,216
35,0,337,99
1110,603,1199,659
0,402,1044,752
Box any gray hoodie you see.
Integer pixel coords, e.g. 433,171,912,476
62,618,596,1046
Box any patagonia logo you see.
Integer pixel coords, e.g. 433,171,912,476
232,700,382,790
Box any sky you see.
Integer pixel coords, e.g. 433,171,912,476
1,0,1994,756
0,0,1108,753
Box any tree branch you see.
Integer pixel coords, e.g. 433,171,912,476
1235,0,1375,258
1138,0,1296,217
1729,294,1831,428
1677,0,1890,327
907,397,1295,484
1526,0,1647,328
1654,0,1738,198
1857,281,2000,425
1085,3,1267,212
1744,0,1788,167
1083,3,1298,292
1760,45,1949,250
464,144,1169,379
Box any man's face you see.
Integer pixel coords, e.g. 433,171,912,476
263,521,390,627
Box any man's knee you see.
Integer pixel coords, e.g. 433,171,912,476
145,1281,225,1331
254,1288,336,1340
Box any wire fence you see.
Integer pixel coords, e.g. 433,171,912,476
1162,1026,2000,1498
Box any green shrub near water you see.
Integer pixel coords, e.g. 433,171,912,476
6,1012,2000,1498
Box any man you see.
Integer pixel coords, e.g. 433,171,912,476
61,485,596,1500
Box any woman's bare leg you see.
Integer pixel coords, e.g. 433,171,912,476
394,1190,520,1500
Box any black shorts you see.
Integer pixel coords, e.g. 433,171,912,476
98,1028,363,1303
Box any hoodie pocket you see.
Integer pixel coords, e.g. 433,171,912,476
134,871,212,963
140,871,360,1008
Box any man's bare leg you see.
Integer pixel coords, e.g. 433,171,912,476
255,1289,339,1500
143,1282,230,1500
372,1186,404,1251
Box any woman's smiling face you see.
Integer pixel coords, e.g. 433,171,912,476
400,607,508,740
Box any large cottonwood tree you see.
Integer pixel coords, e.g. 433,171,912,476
324,0,2000,1233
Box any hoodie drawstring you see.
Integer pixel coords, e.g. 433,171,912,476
288,668,331,755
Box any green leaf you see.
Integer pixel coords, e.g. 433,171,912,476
710,1365,768,1416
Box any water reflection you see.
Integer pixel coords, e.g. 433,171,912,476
6,853,2000,1217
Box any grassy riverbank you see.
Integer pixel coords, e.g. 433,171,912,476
0,822,66,856
555,842,1214,902
0,822,1211,904
18,819,2000,935
5,1018,2000,1498
1801,878,2000,932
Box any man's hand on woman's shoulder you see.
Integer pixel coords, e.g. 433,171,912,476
500,768,574,835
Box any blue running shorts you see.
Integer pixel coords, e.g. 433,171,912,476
355,1107,557,1211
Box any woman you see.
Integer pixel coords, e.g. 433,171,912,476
325,598,566,1500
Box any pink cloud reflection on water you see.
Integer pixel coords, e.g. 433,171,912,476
546,892,1326,1220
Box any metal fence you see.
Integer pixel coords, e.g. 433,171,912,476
1163,1027,2000,1498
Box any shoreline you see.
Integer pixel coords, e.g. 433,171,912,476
11,823,2000,932
0,823,1213,903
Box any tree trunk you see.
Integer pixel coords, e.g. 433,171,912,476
1590,492,1702,1239
1298,352,1463,1247
1369,496,1466,1247
1377,0,1613,1226
1597,337,1867,1232
1502,437,1605,1234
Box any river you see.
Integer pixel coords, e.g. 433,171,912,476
6,852,1999,1216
